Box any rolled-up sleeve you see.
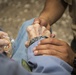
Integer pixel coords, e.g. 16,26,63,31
27,40,73,75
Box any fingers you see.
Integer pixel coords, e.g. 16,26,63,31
33,49,57,55
25,41,30,48
41,26,46,33
0,31,8,38
0,31,8,36
0,38,11,52
33,45,63,56
27,24,41,40
33,43,65,54
33,24,51,37
26,24,51,47
33,23,41,36
50,34,55,38
0,31,10,46
42,29,50,37
33,44,68,63
0,46,4,53
39,38,66,46
27,25,36,40
32,37,69,56
0,39,9,46
0,31,12,56
27,24,51,39
34,48,68,63
33,18,40,24
33,18,49,27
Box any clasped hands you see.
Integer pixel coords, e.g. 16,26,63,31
0,31,12,57
0,23,75,66
26,23,75,66
25,23,51,47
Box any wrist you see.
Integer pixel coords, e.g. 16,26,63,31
29,36,48,46
39,14,51,26
38,16,51,30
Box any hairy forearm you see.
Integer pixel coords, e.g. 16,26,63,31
39,0,68,25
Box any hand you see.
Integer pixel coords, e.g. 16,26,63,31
0,31,12,57
33,37,75,66
33,18,51,30
33,18,48,26
25,23,51,47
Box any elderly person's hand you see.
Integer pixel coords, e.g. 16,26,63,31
25,23,52,47
33,37,75,66
0,31,12,57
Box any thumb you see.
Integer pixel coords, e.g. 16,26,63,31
25,41,30,48
33,18,40,24
50,34,55,38
33,18,49,27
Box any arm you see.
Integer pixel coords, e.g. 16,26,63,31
34,0,68,26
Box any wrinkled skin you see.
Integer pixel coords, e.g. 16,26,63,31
0,31,12,57
25,23,51,47
26,23,75,66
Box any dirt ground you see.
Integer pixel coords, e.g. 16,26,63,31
0,0,73,45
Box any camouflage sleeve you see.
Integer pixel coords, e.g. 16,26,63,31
64,0,72,5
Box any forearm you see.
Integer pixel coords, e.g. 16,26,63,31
39,0,68,25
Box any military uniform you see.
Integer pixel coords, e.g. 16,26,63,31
64,0,76,38
64,0,76,52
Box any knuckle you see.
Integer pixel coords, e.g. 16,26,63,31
4,33,8,36
40,40,44,43
63,45,69,52
42,26,46,29
27,26,32,31
51,50,55,55
47,44,51,49
47,30,50,35
36,45,41,50
34,23,39,26
64,53,68,59
48,45,53,49
38,50,42,54
63,41,68,46
36,46,38,50
50,38,53,42
62,47,68,52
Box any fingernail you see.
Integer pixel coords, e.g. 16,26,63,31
34,51,38,55
33,47,36,51
34,21,39,24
